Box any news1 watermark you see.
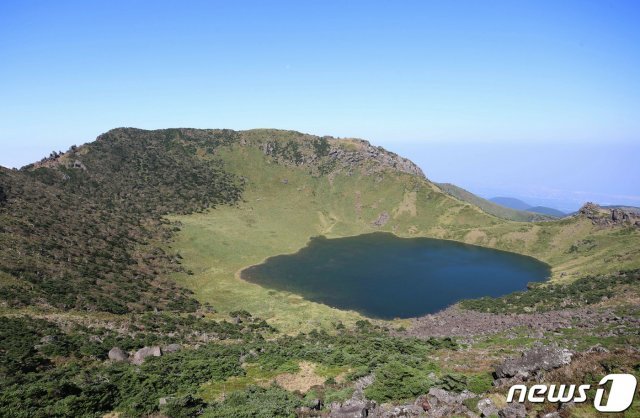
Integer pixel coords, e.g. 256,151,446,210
507,374,638,413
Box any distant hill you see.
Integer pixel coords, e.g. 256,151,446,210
436,183,552,222
489,196,565,218
525,206,566,217
489,196,532,210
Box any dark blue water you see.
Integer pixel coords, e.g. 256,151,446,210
241,233,550,319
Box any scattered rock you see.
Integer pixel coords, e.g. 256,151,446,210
310,398,322,410
162,343,181,353
425,388,476,418
71,160,87,170
477,398,499,417
108,347,129,362
329,399,376,418
132,346,162,365
498,403,526,418
494,345,572,381
585,345,609,353
296,406,312,416
39,335,56,344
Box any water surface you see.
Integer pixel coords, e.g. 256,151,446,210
241,233,550,319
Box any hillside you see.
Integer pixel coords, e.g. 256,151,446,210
489,196,565,218
1,128,639,417
525,205,566,217
1,128,243,313
4,128,639,320
435,182,551,222
489,196,531,210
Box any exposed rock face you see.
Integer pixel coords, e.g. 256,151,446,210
326,141,426,179
108,347,129,362
328,399,376,418
328,375,375,417
256,131,426,179
494,345,572,381
424,388,476,418
132,346,162,365
578,202,639,228
372,211,390,227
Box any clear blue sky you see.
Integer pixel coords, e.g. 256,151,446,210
1,1,639,210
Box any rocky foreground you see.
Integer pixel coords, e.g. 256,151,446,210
319,345,639,418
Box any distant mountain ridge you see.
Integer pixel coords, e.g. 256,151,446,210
489,196,531,211
489,196,565,218
436,183,552,222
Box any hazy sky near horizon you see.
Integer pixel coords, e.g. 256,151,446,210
1,1,638,209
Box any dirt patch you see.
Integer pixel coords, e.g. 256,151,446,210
464,229,487,244
274,361,325,393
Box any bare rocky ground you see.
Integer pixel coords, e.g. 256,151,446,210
395,305,639,341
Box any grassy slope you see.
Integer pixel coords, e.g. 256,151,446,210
169,136,640,331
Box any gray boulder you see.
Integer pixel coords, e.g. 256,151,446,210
108,347,129,362
477,398,499,417
425,388,476,418
162,343,181,353
495,345,572,380
329,399,375,418
132,346,162,365
498,403,526,418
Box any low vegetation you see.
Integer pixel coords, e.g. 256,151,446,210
0,128,243,313
0,314,463,417
460,269,640,314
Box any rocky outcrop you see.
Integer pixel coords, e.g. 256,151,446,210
108,347,129,362
326,141,426,179
255,130,426,179
132,346,162,365
578,202,640,228
494,344,572,383
423,388,477,417
328,375,375,417
329,399,376,418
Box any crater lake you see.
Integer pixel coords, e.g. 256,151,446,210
241,232,551,319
